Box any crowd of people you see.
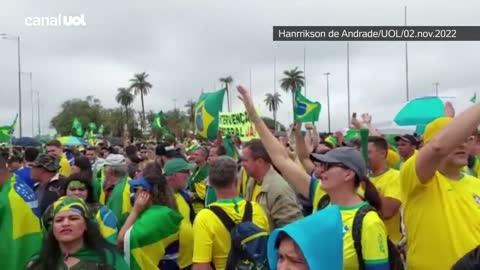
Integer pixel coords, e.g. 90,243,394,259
0,85,480,270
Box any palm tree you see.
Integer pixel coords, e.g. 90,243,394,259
115,88,134,126
219,76,233,112
184,100,196,130
264,92,282,131
129,72,153,129
280,67,305,110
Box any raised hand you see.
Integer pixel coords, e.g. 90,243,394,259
444,101,455,118
361,113,372,124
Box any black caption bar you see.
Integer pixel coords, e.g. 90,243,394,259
273,26,480,41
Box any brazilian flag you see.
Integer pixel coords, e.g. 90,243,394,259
294,89,321,123
194,89,225,140
0,174,42,269
124,205,182,270
94,176,132,228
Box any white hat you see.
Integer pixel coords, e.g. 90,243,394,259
104,154,127,166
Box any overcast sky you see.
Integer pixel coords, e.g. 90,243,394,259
1,0,479,137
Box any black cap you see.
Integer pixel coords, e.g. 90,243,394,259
395,134,418,146
155,142,177,157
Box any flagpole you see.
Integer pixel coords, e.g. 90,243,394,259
274,48,278,131
249,67,252,95
304,44,307,96
347,42,351,127
404,6,410,102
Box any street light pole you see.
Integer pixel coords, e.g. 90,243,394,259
324,72,331,134
1,34,22,137
21,72,33,136
36,91,41,136
434,82,439,96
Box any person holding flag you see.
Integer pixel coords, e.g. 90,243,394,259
0,156,42,269
118,172,183,270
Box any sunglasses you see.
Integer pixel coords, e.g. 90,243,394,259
319,162,350,171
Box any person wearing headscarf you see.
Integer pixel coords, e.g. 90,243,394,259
27,196,128,269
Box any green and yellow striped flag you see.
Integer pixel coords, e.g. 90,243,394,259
124,205,182,270
0,174,42,269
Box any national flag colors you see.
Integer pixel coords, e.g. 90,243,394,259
470,92,477,103
72,117,84,137
194,89,225,140
124,205,183,270
0,174,42,269
95,177,132,228
152,112,163,130
0,114,19,142
293,89,321,123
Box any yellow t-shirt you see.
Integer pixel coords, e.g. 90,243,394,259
251,182,262,202
192,197,270,269
59,153,71,177
340,202,390,270
237,168,249,198
400,153,480,270
370,168,403,243
174,193,194,269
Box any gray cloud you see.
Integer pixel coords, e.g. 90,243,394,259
1,0,479,137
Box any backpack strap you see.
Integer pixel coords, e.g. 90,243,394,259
351,204,376,270
242,201,253,222
209,205,236,232
317,194,331,210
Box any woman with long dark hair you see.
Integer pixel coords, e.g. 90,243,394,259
237,85,389,270
118,169,183,270
27,196,128,270
42,173,118,244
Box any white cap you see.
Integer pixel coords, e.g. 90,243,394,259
104,154,127,166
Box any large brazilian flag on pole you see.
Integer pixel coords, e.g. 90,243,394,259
194,89,225,140
0,174,42,269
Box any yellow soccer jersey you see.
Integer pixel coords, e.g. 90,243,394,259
370,168,403,243
340,202,389,270
192,197,270,270
174,193,194,269
400,153,480,270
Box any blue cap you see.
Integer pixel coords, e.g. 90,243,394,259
267,205,343,270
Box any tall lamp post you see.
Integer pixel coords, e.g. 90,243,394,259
324,72,332,133
1,33,22,137
21,72,34,136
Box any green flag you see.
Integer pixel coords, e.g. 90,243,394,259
98,124,105,135
194,89,225,140
72,117,83,137
9,114,18,135
470,93,477,103
345,129,360,141
151,112,163,130
88,122,97,131
294,89,321,123
0,126,11,142
0,174,43,269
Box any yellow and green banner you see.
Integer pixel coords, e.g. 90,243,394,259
218,111,259,141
